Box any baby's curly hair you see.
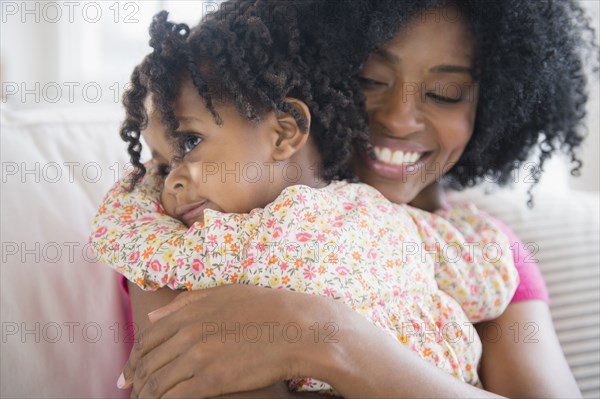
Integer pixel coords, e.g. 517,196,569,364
302,0,598,201
119,0,373,188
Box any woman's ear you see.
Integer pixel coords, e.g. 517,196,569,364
272,98,311,161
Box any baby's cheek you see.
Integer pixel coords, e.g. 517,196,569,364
160,190,177,219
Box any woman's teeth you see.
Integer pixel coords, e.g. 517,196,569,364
373,146,423,165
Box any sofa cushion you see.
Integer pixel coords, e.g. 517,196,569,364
1,106,131,398
450,186,600,398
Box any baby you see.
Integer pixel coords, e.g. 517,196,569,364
90,5,518,392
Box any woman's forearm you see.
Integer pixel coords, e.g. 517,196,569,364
477,301,581,398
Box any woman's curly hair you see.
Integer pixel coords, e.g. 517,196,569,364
299,0,598,203
119,0,373,188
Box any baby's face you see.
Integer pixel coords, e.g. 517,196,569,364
141,96,173,179
159,78,297,227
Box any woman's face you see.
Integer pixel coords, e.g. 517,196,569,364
354,6,479,205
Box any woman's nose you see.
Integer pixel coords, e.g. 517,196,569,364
163,161,188,196
376,83,425,137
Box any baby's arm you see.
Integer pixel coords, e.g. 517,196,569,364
89,168,194,290
414,204,520,322
89,169,306,291
90,168,260,291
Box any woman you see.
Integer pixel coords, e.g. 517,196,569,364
116,0,595,397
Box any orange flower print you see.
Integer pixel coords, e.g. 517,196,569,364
142,246,155,260
242,257,255,268
224,234,233,244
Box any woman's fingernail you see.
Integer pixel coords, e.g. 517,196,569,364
147,309,162,323
117,373,126,389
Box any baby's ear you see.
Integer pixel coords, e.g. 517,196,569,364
272,98,311,161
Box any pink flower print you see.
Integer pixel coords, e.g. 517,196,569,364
114,201,121,208
332,216,343,228
316,233,326,243
296,192,307,204
191,259,205,276
470,285,479,296
279,262,289,272
94,226,107,238
376,204,388,213
176,258,184,268
342,202,354,211
462,252,473,263
335,266,350,276
266,218,277,228
207,234,217,244
273,226,283,239
213,219,223,228
367,248,378,260
152,200,164,213
323,287,336,298
128,251,140,264
150,260,162,272
124,229,140,239
303,265,316,280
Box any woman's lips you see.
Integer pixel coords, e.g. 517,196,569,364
176,200,208,225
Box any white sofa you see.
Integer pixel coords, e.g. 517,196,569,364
1,105,599,398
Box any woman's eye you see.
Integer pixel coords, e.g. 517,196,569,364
356,76,388,88
426,93,462,104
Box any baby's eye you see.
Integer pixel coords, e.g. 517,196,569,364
183,134,203,154
157,163,171,177
174,133,203,157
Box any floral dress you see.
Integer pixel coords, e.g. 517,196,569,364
90,168,518,392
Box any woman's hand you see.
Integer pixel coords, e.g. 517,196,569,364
120,284,341,398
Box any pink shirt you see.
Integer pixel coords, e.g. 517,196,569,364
487,216,550,304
